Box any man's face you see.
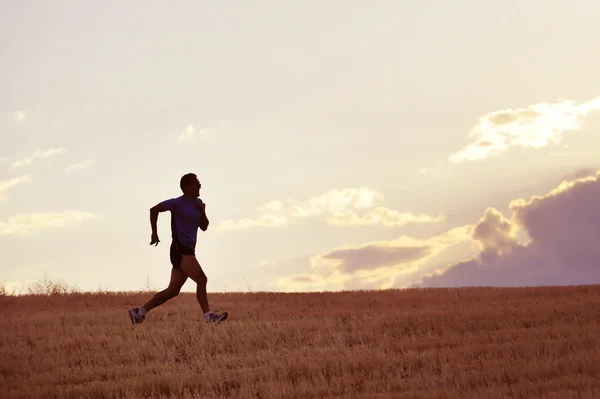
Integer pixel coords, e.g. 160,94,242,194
185,177,201,197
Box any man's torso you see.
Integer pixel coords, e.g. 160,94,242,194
161,195,202,249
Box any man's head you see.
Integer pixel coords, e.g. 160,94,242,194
180,173,201,198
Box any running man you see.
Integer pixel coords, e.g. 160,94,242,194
128,173,228,324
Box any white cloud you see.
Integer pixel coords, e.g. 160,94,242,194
12,148,66,168
0,211,99,236
219,214,288,230
66,160,93,172
13,111,26,122
288,187,381,215
449,96,600,163
178,124,207,141
0,176,33,201
219,187,443,230
327,207,445,227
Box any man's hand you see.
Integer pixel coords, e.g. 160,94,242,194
150,232,160,246
197,199,209,231
149,204,166,245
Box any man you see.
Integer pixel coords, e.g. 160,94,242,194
128,173,228,324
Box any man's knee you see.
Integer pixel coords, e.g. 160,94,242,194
180,256,208,285
198,273,208,286
164,288,181,299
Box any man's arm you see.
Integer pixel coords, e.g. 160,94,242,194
150,203,168,235
149,202,171,246
198,201,209,231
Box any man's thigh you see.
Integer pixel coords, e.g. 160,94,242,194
168,267,188,290
179,255,207,283
170,241,195,269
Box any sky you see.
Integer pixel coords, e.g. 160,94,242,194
2,0,600,294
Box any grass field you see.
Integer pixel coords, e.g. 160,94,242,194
2,285,600,398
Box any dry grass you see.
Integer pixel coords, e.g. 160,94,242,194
2,285,600,398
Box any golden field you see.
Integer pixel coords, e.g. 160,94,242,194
2,285,600,399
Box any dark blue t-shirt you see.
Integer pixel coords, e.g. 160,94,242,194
161,195,204,249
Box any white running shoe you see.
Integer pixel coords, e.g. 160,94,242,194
128,308,145,325
205,311,228,323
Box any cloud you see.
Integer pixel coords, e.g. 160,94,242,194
219,214,288,230
470,207,518,263
276,225,474,292
178,124,207,141
563,168,598,181
548,151,571,157
326,207,445,227
220,187,443,230
276,169,600,292
290,276,313,284
414,169,600,288
323,245,432,273
0,211,99,236
0,176,32,201
260,260,278,267
13,111,26,122
66,160,93,172
449,96,600,163
12,148,66,168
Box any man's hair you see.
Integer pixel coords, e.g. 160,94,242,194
180,173,197,192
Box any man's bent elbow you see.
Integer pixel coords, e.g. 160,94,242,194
150,203,167,213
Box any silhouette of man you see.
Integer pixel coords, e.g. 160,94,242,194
128,173,228,324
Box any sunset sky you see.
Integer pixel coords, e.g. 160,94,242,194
2,1,600,294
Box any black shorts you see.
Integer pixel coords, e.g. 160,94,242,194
170,241,195,268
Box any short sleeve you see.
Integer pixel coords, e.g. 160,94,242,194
161,197,179,211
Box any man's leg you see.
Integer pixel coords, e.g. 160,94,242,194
141,267,188,312
128,267,187,324
179,255,209,313
179,255,228,322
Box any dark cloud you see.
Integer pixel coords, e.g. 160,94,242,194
414,171,600,288
324,245,431,273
